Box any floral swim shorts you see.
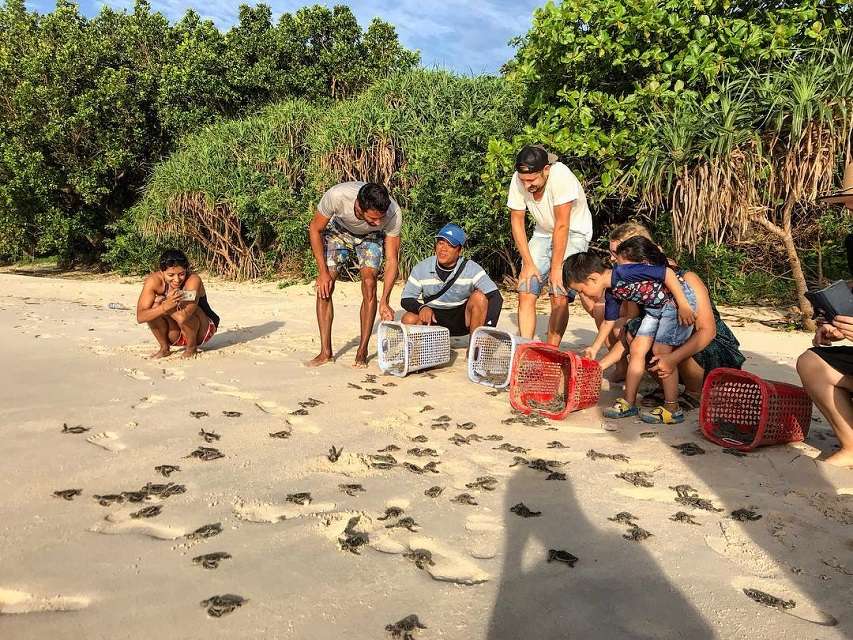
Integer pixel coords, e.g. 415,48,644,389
323,219,385,272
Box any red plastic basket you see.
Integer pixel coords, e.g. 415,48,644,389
700,368,813,451
508,343,602,419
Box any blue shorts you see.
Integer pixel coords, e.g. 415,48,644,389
518,232,589,300
634,283,698,346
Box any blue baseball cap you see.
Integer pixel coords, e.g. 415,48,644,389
435,223,467,247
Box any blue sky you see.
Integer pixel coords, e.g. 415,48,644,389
25,1,543,74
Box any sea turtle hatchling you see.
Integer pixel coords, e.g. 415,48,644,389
403,548,435,570
546,472,567,481
742,588,796,611
348,383,363,390
370,454,398,466
547,441,567,449
285,492,312,506
510,503,541,518
623,524,653,542
434,415,451,423
670,511,700,525
407,447,438,458
451,493,478,506
386,517,419,532
221,411,242,418
616,471,654,488
327,446,343,462
484,434,503,441
199,429,220,443
189,411,209,419
121,490,149,503
722,448,748,458
670,485,724,512
185,446,224,461
53,489,82,501
154,465,180,478
448,434,471,446
269,430,292,439
494,443,529,454
671,442,706,456
456,422,476,430
93,493,125,506
587,449,630,463
299,397,324,408
730,508,762,522
424,486,443,498
413,391,428,397
362,374,378,384
377,507,405,521
366,388,387,396
547,549,579,567
410,435,429,443
186,523,223,540
359,395,376,400
193,552,232,570
290,408,310,415
430,422,450,430
339,516,369,554
608,512,638,524
339,483,365,497
378,444,400,452
465,476,498,491
131,505,162,519
385,614,427,640
143,482,186,498
200,594,247,617
419,405,434,413
61,423,90,434
382,382,397,388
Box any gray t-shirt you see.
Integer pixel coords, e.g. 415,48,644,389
317,182,402,237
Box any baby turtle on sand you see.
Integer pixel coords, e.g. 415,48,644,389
382,382,397,388
222,411,242,418
547,441,567,449
485,434,504,441
430,422,450,431
639,431,658,439
121,490,149,503
528,394,566,413
339,483,365,497
61,423,90,434
339,516,369,554
511,503,542,518
547,472,567,481
154,464,180,478
743,588,795,611
285,492,312,506
378,507,405,521
201,594,247,618
53,489,82,501
347,382,363,390
299,397,324,408
424,486,443,498
456,422,476,430
407,447,438,458
367,388,387,396
608,512,638,525
193,552,232,570
410,435,429,443
587,449,630,463
670,485,723,512
190,411,209,419
269,429,292,439
386,517,419,532
404,549,435,570
359,395,376,401
186,523,223,540
451,493,478,506
509,456,530,468
670,512,700,525
403,461,440,475
386,614,427,640
291,408,310,415
528,458,563,473
547,550,578,567
131,505,162,519
363,374,378,384
722,448,748,457
413,391,428,397
327,445,343,462
378,444,400,452
199,429,221,443
616,471,654,488
419,405,434,413
671,442,705,456
731,508,762,522
434,415,451,423
93,494,125,506
371,454,398,466
143,482,186,498
494,443,529,454
486,390,503,397
466,476,498,491
186,446,224,461
623,524,653,542
465,434,483,443
448,434,472,446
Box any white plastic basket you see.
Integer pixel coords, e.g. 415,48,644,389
467,327,531,388
378,321,451,377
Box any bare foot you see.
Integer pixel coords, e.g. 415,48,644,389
149,347,172,359
306,352,335,367
823,448,853,468
352,350,368,369
180,348,198,359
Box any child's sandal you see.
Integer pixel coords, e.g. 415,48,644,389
603,398,639,419
641,405,685,425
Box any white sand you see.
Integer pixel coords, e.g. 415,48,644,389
0,271,851,639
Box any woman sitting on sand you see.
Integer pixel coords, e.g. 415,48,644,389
136,249,220,358
591,223,745,409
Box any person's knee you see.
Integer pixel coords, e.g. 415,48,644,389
469,290,488,309
360,270,378,297
651,342,672,356
518,292,537,308
796,350,823,389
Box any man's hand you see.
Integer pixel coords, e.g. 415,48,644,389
380,302,395,321
648,353,677,379
316,271,333,299
418,306,436,325
678,306,696,326
581,346,598,360
549,273,567,298
829,315,853,341
519,263,541,293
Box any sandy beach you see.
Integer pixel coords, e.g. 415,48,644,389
0,270,850,640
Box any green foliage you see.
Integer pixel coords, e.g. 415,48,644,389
0,0,418,263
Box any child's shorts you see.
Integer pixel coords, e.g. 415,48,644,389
635,283,697,346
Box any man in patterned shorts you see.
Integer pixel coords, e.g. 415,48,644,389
306,181,402,368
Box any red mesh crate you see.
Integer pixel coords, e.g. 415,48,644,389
508,343,602,419
700,368,813,451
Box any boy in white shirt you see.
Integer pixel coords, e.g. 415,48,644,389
507,145,593,345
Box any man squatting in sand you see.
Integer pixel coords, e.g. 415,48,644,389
136,249,220,359
400,223,503,335
307,182,401,368
508,145,593,345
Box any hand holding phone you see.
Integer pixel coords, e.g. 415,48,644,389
181,289,197,302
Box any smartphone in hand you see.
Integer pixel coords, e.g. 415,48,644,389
181,289,197,302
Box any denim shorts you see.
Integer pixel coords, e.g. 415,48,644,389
635,283,698,346
518,232,589,299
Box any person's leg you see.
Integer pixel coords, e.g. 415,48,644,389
796,350,853,467
625,335,654,406
307,235,343,367
171,307,201,357
401,311,422,325
464,290,488,333
546,294,569,347
651,342,679,408
354,267,378,368
147,315,172,358
518,292,538,338
677,356,706,403
517,235,548,339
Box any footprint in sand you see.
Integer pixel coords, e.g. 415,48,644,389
162,368,185,381
233,500,337,523
86,432,127,452
0,589,90,615
203,381,259,401
371,535,490,585
89,518,186,540
705,521,781,578
122,368,151,381
132,394,166,410
464,514,504,560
